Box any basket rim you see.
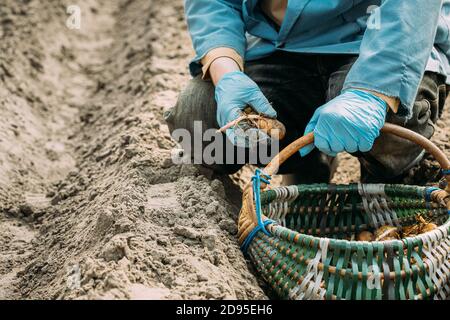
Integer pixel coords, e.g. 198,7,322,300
258,183,450,248
265,217,450,248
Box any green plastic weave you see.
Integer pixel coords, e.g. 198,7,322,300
246,183,450,300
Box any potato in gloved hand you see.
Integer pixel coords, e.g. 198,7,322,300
215,71,277,147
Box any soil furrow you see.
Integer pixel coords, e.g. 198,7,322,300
1,0,266,299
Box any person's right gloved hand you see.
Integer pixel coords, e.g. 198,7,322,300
215,71,277,146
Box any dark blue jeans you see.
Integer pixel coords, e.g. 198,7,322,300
165,52,447,183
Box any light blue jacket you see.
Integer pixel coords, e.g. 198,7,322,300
185,0,450,117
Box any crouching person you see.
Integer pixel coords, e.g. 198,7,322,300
166,0,450,184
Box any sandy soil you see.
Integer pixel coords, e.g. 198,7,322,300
0,0,449,300
0,0,265,300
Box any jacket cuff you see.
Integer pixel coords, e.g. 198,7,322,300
201,47,244,80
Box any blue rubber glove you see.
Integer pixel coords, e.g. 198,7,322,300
215,71,277,147
300,89,388,157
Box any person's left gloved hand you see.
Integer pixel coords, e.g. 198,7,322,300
300,89,388,157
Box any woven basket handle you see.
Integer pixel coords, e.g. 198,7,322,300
263,123,450,190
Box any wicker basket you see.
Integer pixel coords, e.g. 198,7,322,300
238,123,450,300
